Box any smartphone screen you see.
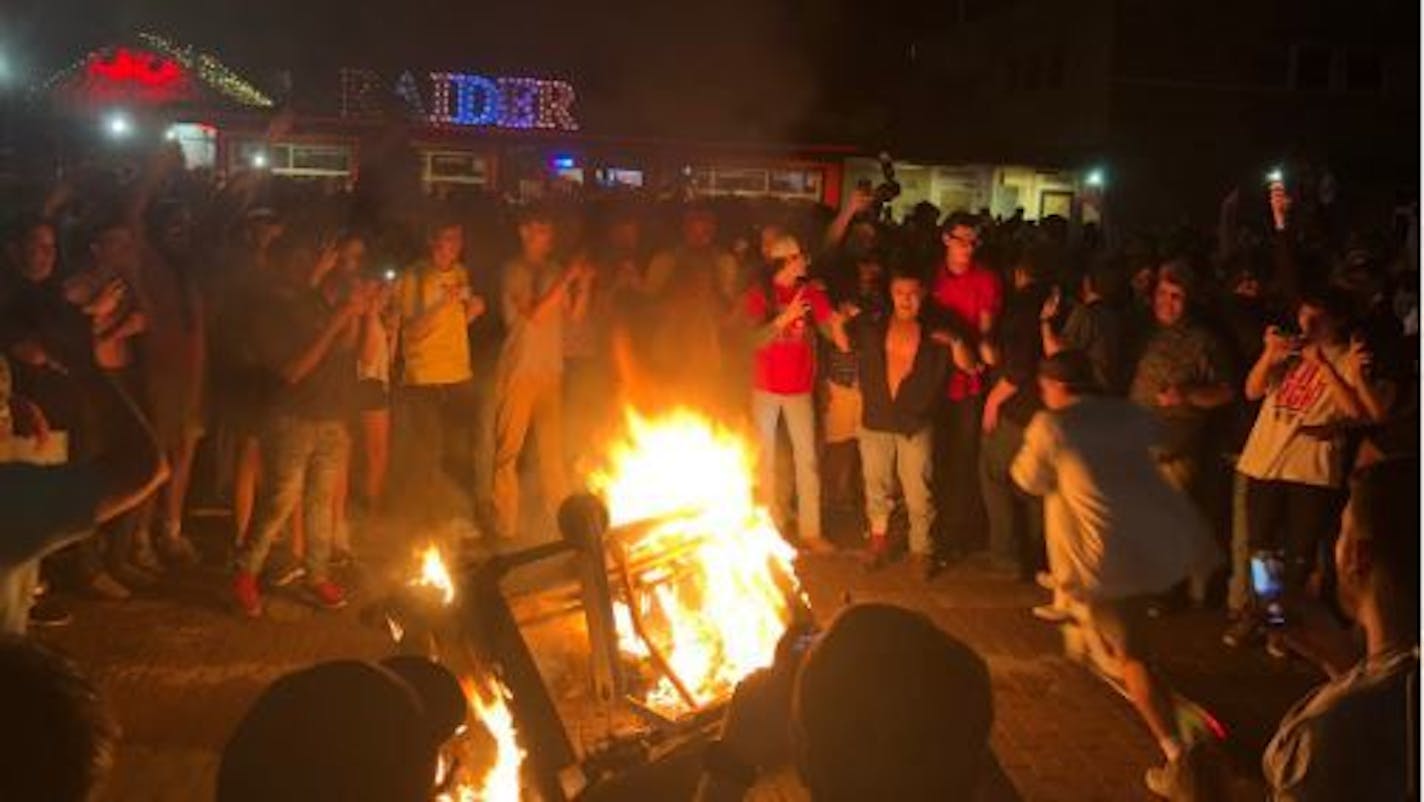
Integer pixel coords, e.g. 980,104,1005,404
1251,552,1287,626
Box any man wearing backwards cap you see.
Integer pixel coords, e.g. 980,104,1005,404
1010,350,1218,796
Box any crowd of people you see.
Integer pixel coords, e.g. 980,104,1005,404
0,132,1418,800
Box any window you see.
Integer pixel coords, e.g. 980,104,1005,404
232,140,284,170
166,122,216,169
1345,50,1383,92
689,166,824,201
230,141,353,178
289,146,351,176
1023,54,1043,92
596,168,644,188
1046,46,1066,90
424,151,490,186
768,169,822,198
711,168,769,195
1290,44,1332,91
1039,190,1073,219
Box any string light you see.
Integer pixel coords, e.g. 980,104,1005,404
393,70,426,120
426,71,453,125
451,73,499,126
33,31,273,108
339,67,382,118
495,77,539,128
537,80,579,131
135,33,272,107
339,68,578,131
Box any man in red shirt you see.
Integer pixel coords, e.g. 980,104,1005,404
929,213,1003,568
743,235,844,554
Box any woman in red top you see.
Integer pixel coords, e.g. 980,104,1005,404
743,235,845,554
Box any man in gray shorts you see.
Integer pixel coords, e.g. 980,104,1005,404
1011,350,1218,796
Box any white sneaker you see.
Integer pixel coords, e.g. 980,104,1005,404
1032,603,1072,623
1144,760,1177,798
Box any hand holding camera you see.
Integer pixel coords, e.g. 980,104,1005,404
1263,325,1300,364
774,287,812,329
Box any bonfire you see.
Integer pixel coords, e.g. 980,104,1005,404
404,407,807,799
589,408,805,719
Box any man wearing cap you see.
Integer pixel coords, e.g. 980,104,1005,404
1011,350,1218,795
742,234,844,554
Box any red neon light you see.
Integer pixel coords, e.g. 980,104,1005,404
74,47,195,104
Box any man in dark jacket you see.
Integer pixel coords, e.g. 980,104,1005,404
855,270,952,577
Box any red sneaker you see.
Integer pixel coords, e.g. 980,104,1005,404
306,579,348,611
860,532,889,572
232,571,262,618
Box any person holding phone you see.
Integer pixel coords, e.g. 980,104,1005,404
742,234,844,555
1226,289,1391,653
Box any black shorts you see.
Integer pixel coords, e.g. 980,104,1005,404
356,379,389,412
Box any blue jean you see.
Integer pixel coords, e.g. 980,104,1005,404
859,426,936,555
239,416,350,583
753,391,820,541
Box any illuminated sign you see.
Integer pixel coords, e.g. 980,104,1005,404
339,68,578,131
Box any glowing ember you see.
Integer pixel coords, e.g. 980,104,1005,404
412,544,456,605
590,408,803,718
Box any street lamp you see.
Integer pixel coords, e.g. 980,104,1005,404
1085,167,1106,189
250,151,269,169
105,112,133,139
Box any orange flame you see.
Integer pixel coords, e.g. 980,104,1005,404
591,408,803,718
411,543,456,606
446,675,525,802
409,546,524,801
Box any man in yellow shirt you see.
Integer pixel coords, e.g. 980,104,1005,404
397,219,485,502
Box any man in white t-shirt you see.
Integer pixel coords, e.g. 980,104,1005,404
1012,350,1217,796
1226,291,1390,651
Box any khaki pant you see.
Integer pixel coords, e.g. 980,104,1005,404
492,373,566,539
821,381,862,445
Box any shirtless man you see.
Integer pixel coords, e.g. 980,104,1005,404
852,271,957,578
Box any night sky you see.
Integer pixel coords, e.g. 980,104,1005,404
1,0,914,141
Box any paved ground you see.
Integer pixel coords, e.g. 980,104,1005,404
34,511,1321,802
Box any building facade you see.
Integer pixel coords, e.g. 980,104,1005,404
918,0,1418,228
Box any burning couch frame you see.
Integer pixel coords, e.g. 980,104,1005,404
390,492,809,801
